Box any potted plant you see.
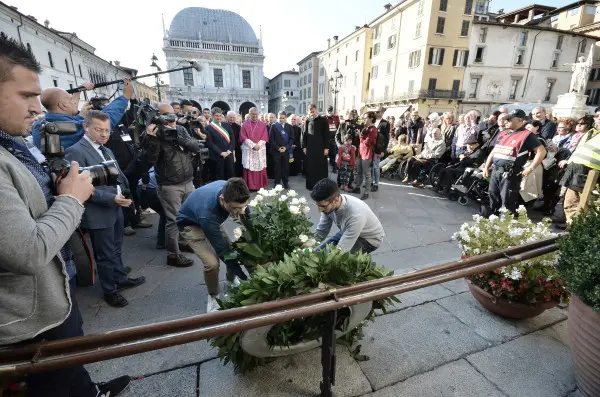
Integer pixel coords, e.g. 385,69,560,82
557,206,600,397
453,207,569,319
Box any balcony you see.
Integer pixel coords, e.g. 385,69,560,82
417,89,465,99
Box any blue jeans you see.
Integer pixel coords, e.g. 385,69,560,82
317,231,378,253
371,154,381,186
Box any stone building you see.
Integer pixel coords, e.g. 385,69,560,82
297,52,321,116
268,70,299,116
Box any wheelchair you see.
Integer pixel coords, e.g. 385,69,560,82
399,158,447,186
450,168,489,206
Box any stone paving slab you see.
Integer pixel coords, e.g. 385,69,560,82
364,359,506,397
374,284,455,316
515,307,568,335
440,278,470,294
198,346,371,397
536,320,569,346
388,242,462,270
121,365,197,397
466,333,576,397
358,302,491,390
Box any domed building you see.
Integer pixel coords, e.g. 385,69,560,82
164,7,267,115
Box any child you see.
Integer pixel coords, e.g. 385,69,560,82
337,135,356,191
380,134,413,173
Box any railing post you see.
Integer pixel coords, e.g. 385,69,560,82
320,310,337,397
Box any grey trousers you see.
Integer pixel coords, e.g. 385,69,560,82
157,181,195,255
355,159,373,194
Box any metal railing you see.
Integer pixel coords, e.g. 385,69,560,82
0,237,560,397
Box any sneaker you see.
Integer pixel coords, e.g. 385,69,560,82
207,295,220,313
167,254,193,268
96,375,131,397
132,221,153,229
360,193,369,200
371,185,379,192
123,226,136,236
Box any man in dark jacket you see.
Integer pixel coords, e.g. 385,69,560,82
144,103,203,268
227,110,243,177
437,135,486,195
269,111,295,188
205,107,236,181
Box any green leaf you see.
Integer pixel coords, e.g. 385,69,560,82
238,242,264,259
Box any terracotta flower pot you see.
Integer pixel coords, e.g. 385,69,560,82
568,294,600,397
467,279,557,319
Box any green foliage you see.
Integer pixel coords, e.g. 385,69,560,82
210,246,397,373
557,206,600,311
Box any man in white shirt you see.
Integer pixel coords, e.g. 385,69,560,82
311,178,385,253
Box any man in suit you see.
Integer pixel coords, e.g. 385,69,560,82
65,110,146,308
205,107,236,180
269,111,294,188
227,110,243,177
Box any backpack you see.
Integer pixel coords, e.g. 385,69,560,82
374,131,386,155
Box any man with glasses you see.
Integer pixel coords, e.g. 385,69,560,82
311,178,384,253
177,178,251,313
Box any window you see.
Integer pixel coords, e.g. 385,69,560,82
355,50,359,61
580,39,587,54
307,87,311,98
452,80,460,94
453,49,469,67
515,49,525,65
243,70,252,88
320,67,324,76
519,31,528,46
417,0,424,16
428,47,445,65
428,78,437,91
475,0,488,13
408,80,415,93
308,74,312,83
284,79,291,88
386,60,392,74
408,50,421,68
53,79,58,87
64,59,70,73
184,68,194,86
48,51,54,68
474,47,484,63
415,22,422,38
318,100,323,112
468,76,480,98
460,21,470,36
371,65,379,79
374,25,382,39
319,83,324,94
213,68,223,88
509,78,520,100
436,17,445,34
300,90,303,100
354,72,358,86
373,43,380,56
585,5,596,14
303,76,307,85
384,85,390,100
440,0,448,12
464,0,473,14
544,80,555,102
551,52,560,68
78,64,83,77
479,27,487,43
26,43,31,52
556,35,564,50
388,35,396,49
345,55,348,65
568,6,581,16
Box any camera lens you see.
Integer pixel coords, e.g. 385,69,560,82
80,160,120,186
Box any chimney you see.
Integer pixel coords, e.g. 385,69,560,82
44,19,50,28
333,35,339,44
355,25,361,30
384,3,392,11
327,38,331,48
114,61,121,66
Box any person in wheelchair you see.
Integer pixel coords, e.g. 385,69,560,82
436,135,486,196
380,134,413,173
401,129,445,186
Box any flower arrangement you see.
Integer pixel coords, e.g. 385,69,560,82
224,185,315,268
452,207,569,305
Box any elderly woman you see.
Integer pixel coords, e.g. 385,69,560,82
424,113,441,143
402,129,446,186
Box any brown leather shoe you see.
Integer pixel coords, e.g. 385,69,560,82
167,254,193,267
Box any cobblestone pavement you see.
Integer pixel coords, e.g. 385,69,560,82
75,175,579,397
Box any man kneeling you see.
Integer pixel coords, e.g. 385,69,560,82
177,178,250,313
311,178,385,253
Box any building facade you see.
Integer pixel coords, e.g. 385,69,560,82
461,21,594,114
164,7,268,116
297,52,320,116
268,71,299,115
0,3,134,107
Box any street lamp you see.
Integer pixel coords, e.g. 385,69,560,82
328,68,343,113
150,53,162,102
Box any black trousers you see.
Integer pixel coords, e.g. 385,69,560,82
328,144,338,171
273,152,290,186
213,155,235,181
27,279,97,397
488,170,522,215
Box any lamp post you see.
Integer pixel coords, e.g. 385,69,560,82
150,53,162,102
328,68,343,113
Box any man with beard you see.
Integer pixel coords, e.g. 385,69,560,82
326,106,340,174
227,110,243,177
302,104,330,189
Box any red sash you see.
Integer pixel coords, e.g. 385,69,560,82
210,122,230,143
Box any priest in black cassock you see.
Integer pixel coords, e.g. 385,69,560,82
302,104,330,190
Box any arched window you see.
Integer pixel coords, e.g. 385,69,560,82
48,51,54,68
65,59,70,73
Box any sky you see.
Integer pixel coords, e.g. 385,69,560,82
9,0,572,84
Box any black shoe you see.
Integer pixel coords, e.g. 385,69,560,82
360,193,369,200
555,223,568,230
117,276,146,292
124,266,132,274
97,375,131,397
156,242,166,250
351,187,361,194
104,292,129,308
167,254,193,268
371,185,379,192
332,169,337,174
132,221,153,229
283,184,290,189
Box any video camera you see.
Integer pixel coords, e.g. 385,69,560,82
38,121,119,191
89,96,109,111
137,101,179,141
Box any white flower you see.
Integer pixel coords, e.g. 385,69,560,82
290,198,300,205
488,214,499,222
274,185,284,192
509,268,522,280
459,230,471,242
268,189,277,197
249,199,258,207
289,205,300,215
288,190,298,197
499,207,509,213
302,206,310,214
280,194,288,201
517,205,527,213
233,227,243,240
299,234,309,243
299,197,307,204
255,194,264,202
303,238,317,248
257,188,268,196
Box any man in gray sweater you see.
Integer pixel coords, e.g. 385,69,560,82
311,178,385,253
0,35,130,396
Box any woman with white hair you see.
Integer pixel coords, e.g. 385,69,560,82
424,113,442,143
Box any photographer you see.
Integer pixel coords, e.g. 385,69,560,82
31,77,134,150
0,35,130,397
144,103,204,267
